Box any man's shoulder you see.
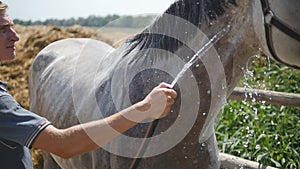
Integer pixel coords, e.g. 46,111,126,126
0,87,9,97
0,80,9,97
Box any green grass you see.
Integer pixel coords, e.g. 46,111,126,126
215,56,300,169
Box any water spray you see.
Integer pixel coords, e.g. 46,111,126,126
170,25,231,88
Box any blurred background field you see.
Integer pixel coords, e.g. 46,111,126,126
0,24,299,169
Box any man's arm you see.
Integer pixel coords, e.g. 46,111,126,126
32,83,176,159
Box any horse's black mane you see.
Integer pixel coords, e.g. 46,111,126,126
166,0,236,26
125,0,236,55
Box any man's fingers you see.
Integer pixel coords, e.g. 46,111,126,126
144,82,177,119
167,95,175,105
158,82,172,89
161,87,177,99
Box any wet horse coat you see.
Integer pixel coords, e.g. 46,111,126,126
29,0,268,168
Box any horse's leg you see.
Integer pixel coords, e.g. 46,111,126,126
198,131,220,169
41,151,62,169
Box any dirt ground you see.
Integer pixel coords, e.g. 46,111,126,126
0,25,113,168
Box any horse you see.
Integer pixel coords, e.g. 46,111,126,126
29,0,284,168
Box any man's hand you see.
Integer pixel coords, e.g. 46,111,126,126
135,83,177,119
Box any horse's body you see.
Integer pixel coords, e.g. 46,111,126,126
29,0,268,168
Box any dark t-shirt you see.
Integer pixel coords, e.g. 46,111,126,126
0,81,51,169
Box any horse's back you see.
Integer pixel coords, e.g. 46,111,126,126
29,38,114,124
30,38,113,92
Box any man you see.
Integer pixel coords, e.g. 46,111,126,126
0,1,177,169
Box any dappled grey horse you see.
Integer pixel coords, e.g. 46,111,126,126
29,0,299,168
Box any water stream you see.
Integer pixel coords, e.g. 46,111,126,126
170,25,231,88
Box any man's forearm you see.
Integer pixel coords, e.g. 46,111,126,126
32,103,150,159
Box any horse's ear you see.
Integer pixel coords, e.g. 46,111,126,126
129,68,174,104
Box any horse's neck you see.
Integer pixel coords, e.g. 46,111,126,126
188,0,263,94
219,0,264,94
173,0,263,141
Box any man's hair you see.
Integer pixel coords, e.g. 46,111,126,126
0,1,8,14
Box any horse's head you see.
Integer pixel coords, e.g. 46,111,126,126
256,0,300,69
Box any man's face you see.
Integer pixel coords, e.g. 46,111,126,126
0,12,19,61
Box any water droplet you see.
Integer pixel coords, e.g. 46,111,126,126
225,141,233,145
222,84,227,90
195,64,200,68
271,121,275,125
202,112,206,116
207,90,211,94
